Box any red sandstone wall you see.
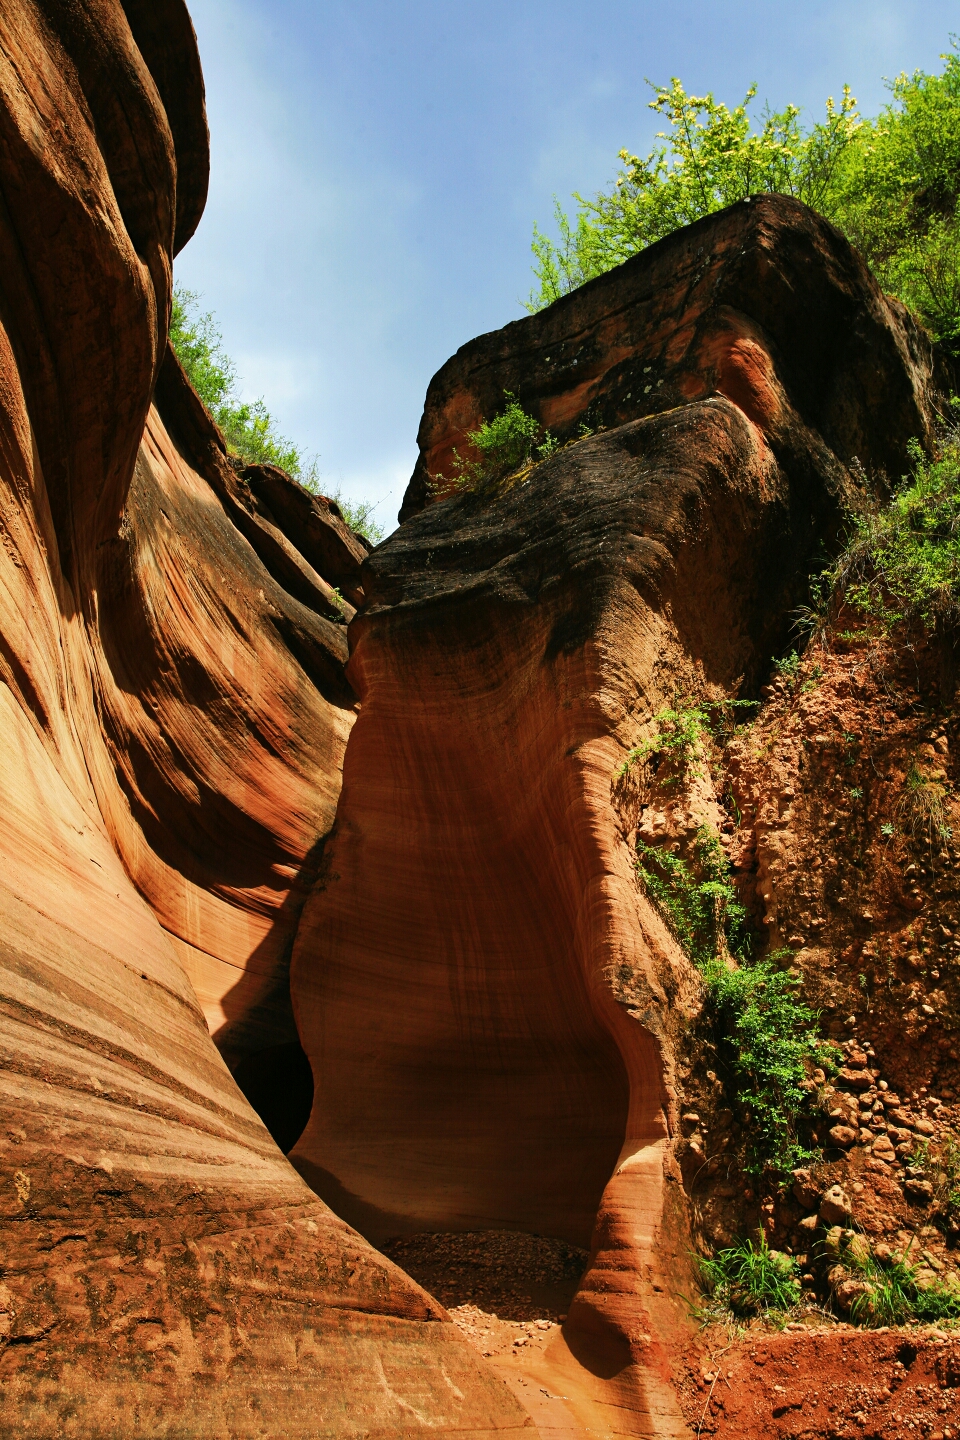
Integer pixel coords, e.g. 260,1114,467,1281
0,4,532,1433
291,195,943,1432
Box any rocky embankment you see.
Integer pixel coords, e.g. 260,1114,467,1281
3,4,960,1437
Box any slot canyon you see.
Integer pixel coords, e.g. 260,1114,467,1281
3,3,960,1437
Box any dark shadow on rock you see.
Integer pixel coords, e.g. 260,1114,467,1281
233,1041,314,1153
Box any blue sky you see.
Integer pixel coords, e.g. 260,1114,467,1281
176,0,959,532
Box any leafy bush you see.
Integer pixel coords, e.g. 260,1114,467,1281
432,392,557,493
169,288,383,543
636,822,833,1177
529,79,859,308
702,955,834,1176
527,42,960,349
698,1232,801,1317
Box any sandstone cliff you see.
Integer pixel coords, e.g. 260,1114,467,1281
0,4,531,1435
290,195,952,1432
5,3,960,1436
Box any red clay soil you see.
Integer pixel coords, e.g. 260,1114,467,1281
676,1328,960,1439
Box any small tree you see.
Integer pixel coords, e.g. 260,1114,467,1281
527,42,960,351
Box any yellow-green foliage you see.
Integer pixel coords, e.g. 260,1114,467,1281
528,44,960,351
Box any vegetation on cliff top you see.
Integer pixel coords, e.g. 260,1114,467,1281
169,288,383,541
430,391,559,494
529,41,960,351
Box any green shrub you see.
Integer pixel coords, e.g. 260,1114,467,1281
169,288,383,543
636,821,833,1177
698,1232,801,1317
829,427,960,635
702,955,834,1176
432,392,556,493
636,825,750,967
527,42,960,349
619,698,755,781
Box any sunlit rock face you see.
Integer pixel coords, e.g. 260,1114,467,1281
0,4,532,1435
291,193,942,1428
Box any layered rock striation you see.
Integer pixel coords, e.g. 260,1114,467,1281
291,195,943,1431
0,3,531,1434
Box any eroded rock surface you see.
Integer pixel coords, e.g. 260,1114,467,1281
291,195,943,1432
0,3,531,1435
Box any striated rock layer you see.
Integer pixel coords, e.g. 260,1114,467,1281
0,3,531,1434
291,195,943,1432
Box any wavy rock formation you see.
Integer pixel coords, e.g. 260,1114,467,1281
291,195,942,1431
0,3,531,1434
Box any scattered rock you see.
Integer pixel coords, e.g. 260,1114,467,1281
845,1233,872,1267
838,1066,873,1091
792,1169,820,1209
820,1185,853,1225
834,1277,871,1312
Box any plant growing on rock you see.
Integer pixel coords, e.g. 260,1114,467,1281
828,426,960,637
636,826,835,1177
636,825,750,967
906,1138,960,1235
844,1240,960,1326
896,757,953,846
432,392,557,494
702,956,836,1177
619,697,755,781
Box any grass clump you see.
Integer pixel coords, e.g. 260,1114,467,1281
908,1139,960,1234
844,1240,960,1326
697,1232,801,1318
432,392,557,494
896,757,953,845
